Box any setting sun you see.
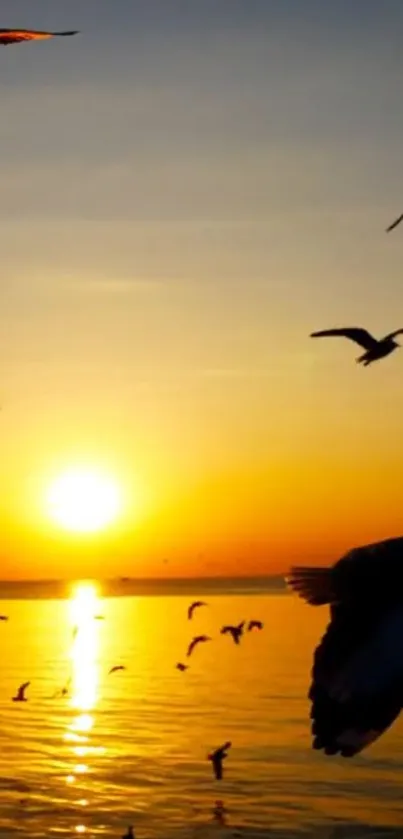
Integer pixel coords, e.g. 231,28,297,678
46,468,121,534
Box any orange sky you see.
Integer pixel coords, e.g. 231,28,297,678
1,0,403,579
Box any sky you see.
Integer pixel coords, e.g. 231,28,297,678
1,0,403,579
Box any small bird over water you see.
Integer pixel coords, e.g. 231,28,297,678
287,536,403,757
108,665,126,675
220,621,245,645
208,741,232,780
247,620,263,631
386,213,403,233
187,600,207,620
0,615,9,621
186,635,211,657
0,28,79,46
12,682,30,702
176,662,188,672
311,327,403,366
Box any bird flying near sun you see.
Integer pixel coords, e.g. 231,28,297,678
46,467,121,534
0,28,78,46
311,326,403,366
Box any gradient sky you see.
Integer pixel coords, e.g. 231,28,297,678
2,0,403,579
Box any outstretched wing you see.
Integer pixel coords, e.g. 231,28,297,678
385,328,403,340
310,328,377,350
309,602,403,756
0,29,78,45
386,214,403,233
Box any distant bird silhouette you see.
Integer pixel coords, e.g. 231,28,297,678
208,742,232,780
0,28,78,46
187,600,207,620
109,665,126,675
0,615,9,621
287,536,403,757
247,620,263,631
220,621,245,645
186,635,211,657
176,662,188,672
311,327,403,366
12,682,30,702
386,213,403,233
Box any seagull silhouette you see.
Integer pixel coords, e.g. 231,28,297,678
208,742,232,780
187,600,207,620
108,665,126,675
386,213,403,233
220,621,245,645
287,536,403,757
186,635,211,657
247,620,263,631
311,327,403,366
176,662,188,672
12,682,30,702
0,28,78,46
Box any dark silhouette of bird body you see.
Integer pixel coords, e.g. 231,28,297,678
208,741,232,780
187,600,207,620
220,621,245,645
0,29,78,46
247,620,263,631
311,327,403,366
176,662,188,671
287,536,403,757
0,615,9,621
12,682,30,702
109,665,126,675
186,635,211,657
386,213,403,233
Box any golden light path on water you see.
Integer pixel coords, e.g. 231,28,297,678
65,582,104,835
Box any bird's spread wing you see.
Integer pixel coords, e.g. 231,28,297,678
310,602,403,756
385,328,403,340
0,29,78,45
310,328,377,350
386,214,403,233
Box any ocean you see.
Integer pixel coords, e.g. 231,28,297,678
0,578,402,838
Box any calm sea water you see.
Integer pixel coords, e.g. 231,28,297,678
0,581,402,839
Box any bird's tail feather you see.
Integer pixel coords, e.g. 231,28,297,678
286,566,334,605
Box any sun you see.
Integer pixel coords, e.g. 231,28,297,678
46,468,121,534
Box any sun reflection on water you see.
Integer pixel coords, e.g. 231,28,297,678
64,582,102,828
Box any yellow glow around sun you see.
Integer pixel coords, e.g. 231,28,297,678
46,468,121,533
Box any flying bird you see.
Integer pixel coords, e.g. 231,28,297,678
176,662,188,672
287,536,403,757
208,741,232,780
187,600,207,620
247,620,263,631
0,615,9,621
186,635,211,657
386,213,403,233
12,682,30,702
220,621,245,645
108,665,126,675
0,28,78,46
311,327,403,366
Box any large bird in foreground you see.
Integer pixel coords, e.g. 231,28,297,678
0,29,78,46
311,327,403,366
386,213,403,233
287,536,403,757
208,741,232,780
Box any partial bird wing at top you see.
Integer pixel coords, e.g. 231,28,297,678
0,29,78,45
385,329,403,340
309,600,403,756
310,328,377,351
386,213,403,233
